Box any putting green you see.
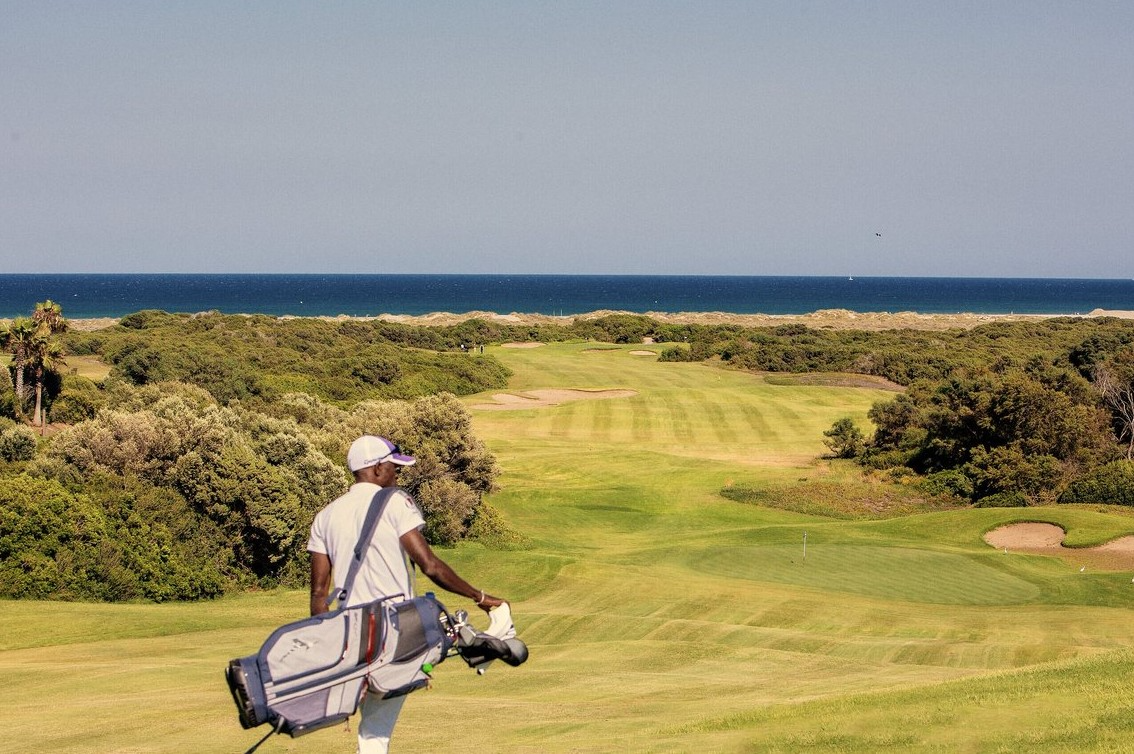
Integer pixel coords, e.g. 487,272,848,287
680,544,1043,604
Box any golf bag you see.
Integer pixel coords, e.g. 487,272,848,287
224,486,529,747
225,591,453,737
225,487,453,738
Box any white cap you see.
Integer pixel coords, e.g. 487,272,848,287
347,435,416,472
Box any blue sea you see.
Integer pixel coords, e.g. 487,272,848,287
2,274,1133,319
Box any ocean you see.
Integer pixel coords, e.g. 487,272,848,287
2,274,1133,319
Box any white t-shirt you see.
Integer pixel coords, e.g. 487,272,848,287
307,482,426,607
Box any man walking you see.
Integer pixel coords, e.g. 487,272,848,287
308,435,505,753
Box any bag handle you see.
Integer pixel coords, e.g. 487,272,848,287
328,486,401,608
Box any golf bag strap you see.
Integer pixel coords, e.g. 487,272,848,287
328,486,401,608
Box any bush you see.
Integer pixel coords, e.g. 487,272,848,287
973,491,1029,508
0,475,218,601
0,424,37,462
658,346,696,362
919,469,974,500
416,478,478,545
965,446,1067,503
1061,461,1134,505
824,418,865,459
68,311,512,404
466,502,530,549
0,475,104,599
50,375,106,424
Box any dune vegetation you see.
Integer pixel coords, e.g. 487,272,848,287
4,340,1134,752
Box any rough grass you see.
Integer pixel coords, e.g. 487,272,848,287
720,462,963,519
4,341,1134,753
65,354,112,380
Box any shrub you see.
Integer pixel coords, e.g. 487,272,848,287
973,491,1029,508
0,475,103,598
965,446,1066,503
920,469,974,500
1060,461,1134,506
68,311,512,404
466,502,530,549
416,478,478,545
658,346,696,362
0,424,37,462
824,418,865,459
0,475,212,601
50,375,105,424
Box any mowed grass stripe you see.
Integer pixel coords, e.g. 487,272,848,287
548,397,577,437
588,393,613,442
630,394,653,442
658,391,693,445
685,388,740,445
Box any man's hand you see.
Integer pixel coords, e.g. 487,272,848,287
476,593,505,613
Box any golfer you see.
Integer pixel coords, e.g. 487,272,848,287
308,435,505,753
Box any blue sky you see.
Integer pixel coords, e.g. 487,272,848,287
2,2,1132,276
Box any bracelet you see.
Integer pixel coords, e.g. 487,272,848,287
476,589,485,605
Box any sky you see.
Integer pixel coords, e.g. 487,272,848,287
2,1,1133,277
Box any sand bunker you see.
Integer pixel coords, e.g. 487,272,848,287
630,350,656,356
984,523,1134,571
472,388,637,410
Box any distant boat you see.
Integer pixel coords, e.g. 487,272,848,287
848,276,854,281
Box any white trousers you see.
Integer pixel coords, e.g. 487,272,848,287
357,692,407,753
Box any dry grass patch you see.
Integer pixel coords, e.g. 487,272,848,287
722,470,963,520
66,354,112,381
762,372,905,391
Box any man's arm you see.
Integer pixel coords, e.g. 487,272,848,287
309,551,333,616
400,528,504,612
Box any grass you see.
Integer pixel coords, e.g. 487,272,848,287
2,353,113,381
66,354,112,380
3,341,1134,753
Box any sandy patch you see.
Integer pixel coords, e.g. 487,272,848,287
472,388,637,410
500,342,544,348
984,522,1134,571
1089,309,1134,319
61,308,1134,334
630,350,656,356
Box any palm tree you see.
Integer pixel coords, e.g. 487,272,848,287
32,299,67,336
30,333,66,427
2,317,36,416
4,302,69,423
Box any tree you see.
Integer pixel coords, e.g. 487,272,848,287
2,318,35,416
32,300,67,336
28,301,68,427
862,365,1116,503
29,334,66,427
824,417,865,458
3,302,69,425
1094,347,1134,460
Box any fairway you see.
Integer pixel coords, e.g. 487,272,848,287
5,342,1134,753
